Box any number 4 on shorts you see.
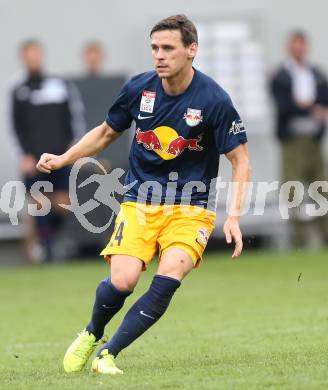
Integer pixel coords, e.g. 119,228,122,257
114,221,125,246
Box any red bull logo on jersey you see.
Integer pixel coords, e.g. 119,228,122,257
135,126,203,160
136,128,162,151
183,108,203,127
166,135,203,156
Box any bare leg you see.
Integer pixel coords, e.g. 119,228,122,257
110,254,144,291
157,247,194,281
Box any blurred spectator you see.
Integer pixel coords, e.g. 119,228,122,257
271,31,328,248
83,41,105,76
74,41,128,170
9,39,85,262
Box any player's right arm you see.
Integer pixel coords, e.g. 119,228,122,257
36,122,121,173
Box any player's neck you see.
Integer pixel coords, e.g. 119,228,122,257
162,67,194,96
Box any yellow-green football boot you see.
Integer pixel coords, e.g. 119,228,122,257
63,330,98,372
91,349,123,375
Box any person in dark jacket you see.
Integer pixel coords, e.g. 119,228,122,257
9,39,85,262
271,31,328,248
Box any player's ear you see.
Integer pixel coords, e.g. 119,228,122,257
187,42,198,60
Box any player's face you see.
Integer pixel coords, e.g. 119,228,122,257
21,44,44,74
84,46,104,73
151,30,197,79
289,37,307,63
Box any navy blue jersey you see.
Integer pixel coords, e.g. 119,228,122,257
105,69,247,207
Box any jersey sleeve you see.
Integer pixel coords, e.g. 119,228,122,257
212,98,247,154
105,80,133,132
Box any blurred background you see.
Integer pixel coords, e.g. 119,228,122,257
1,0,328,265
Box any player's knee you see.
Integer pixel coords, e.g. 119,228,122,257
110,274,137,293
158,248,194,281
158,258,193,281
157,259,189,280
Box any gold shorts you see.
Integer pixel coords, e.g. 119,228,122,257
101,202,216,270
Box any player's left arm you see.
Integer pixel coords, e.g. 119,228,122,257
224,143,251,258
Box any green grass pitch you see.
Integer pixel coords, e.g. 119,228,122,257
0,250,327,390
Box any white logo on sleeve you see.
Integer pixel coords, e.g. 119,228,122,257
229,120,246,135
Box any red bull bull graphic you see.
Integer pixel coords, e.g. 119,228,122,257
135,126,204,160
166,135,203,156
136,128,162,151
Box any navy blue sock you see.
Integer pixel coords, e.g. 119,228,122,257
86,278,132,341
98,275,181,357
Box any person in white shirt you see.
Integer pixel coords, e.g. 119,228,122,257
271,31,328,248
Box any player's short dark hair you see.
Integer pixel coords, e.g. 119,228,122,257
20,39,42,51
289,30,308,42
150,15,198,46
84,40,103,51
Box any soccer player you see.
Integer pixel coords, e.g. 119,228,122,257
37,15,251,375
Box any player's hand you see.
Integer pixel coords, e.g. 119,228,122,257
311,104,327,122
21,154,37,176
36,153,68,174
295,100,311,110
223,216,243,258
